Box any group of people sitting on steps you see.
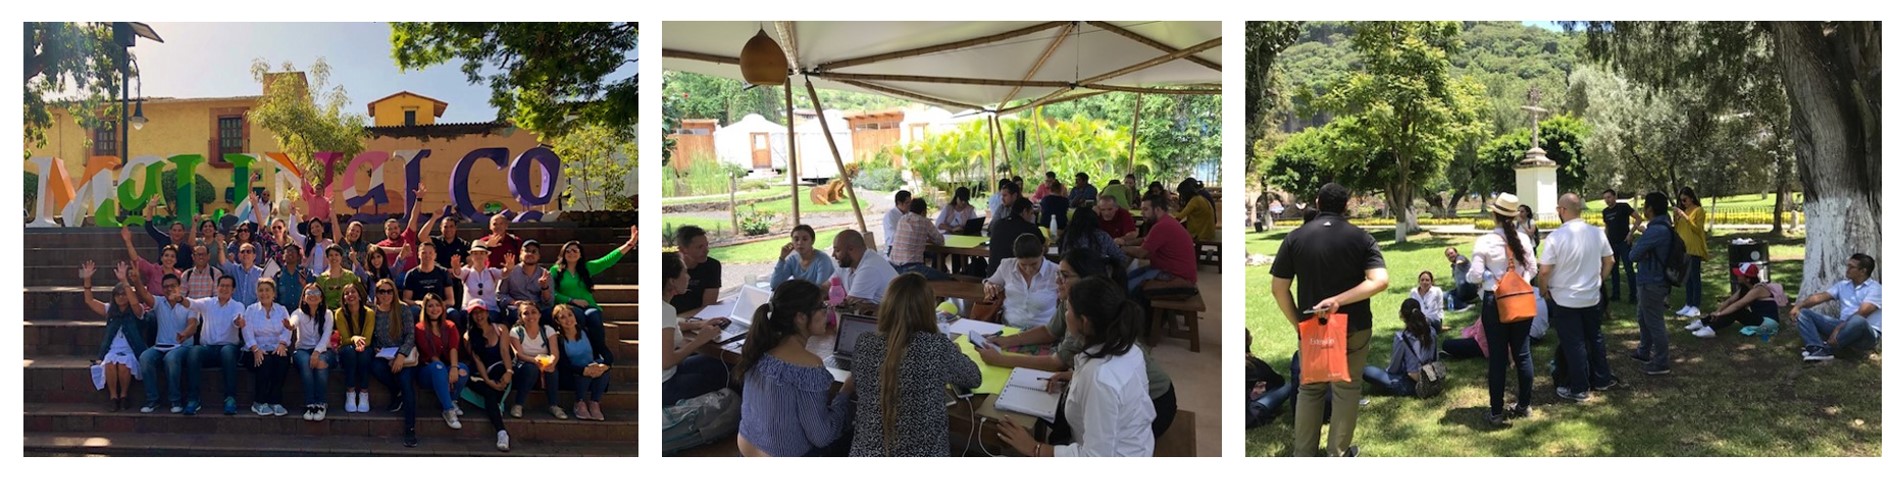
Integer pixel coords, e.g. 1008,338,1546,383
661,172,1217,456
84,184,635,452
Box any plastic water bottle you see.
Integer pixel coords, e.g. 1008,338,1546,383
827,276,846,307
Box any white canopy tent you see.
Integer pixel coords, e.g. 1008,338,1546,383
663,21,1221,232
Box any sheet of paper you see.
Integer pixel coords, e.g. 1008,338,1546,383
943,318,1006,337
1005,367,1056,390
375,347,399,360
954,325,1020,395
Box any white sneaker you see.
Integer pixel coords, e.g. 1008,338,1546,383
1692,327,1717,339
453,403,464,416
444,410,463,430
271,404,288,416
252,403,270,416
169,405,182,414
1685,306,1703,317
496,430,511,452
303,407,316,421
314,405,327,422
342,391,357,413
1674,306,1691,316
1685,320,1706,331
354,392,368,413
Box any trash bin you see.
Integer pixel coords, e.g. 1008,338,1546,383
1727,239,1771,293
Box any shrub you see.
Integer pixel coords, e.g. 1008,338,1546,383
738,206,778,237
854,159,904,192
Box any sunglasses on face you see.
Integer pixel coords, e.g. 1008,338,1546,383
377,287,395,293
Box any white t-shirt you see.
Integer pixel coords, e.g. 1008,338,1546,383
662,302,681,382
832,249,899,304
190,297,249,347
460,267,503,310
1539,218,1615,309
985,257,1061,329
1408,286,1445,324
881,208,905,252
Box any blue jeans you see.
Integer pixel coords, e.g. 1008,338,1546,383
512,360,561,406
291,350,334,407
369,358,416,433
1549,300,1614,392
568,364,610,402
1607,241,1634,301
663,354,730,405
1447,281,1480,310
420,361,471,411
1361,366,1415,396
1479,293,1533,415
337,346,374,390
579,306,613,365
1796,310,1880,355
1685,256,1706,309
187,343,242,405
137,346,190,408
893,262,953,281
1127,266,1167,292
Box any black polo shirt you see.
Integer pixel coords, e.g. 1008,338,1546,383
671,257,721,311
1601,203,1635,245
988,216,1045,275
1269,211,1385,332
432,236,470,268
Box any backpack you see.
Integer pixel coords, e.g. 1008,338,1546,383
1404,332,1447,398
1661,222,1693,287
662,388,741,455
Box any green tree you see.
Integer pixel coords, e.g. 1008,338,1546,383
390,22,638,139
1306,21,1488,242
1246,21,1304,185
24,22,128,154
551,123,636,210
1476,114,1591,196
1260,125,1339,203
247,58,367,190
1578,21,1879,294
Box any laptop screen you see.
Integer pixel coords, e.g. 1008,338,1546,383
834,313,880,359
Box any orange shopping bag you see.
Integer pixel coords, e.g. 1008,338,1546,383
1297,312,1353,385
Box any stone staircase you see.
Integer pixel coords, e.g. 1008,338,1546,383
20,226,640,456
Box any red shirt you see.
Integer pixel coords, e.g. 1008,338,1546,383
1100,207,1137,239
1142,215,1197,283
376,229,419,274
479,233,523,268
414,320,462,364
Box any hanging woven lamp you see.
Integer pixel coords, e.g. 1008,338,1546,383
740,28,789,86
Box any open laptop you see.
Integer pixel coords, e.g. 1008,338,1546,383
960,217,986,236
708,284,773,345
825,313,881,371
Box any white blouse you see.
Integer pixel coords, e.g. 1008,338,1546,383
985,258,1061,329
1055,345,1155,457
1467,228,1539,293
1408,286,1445,324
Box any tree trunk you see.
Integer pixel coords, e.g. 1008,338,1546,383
1387,183,1413,244
1446,186,1469,218
1423,193,1446,218
1771,21,1882,297
1771,151,1791,235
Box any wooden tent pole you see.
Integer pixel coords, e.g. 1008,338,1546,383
819,21,1067,71
994,114,1013,176
830,79,983,111
1081,84,1223,95
1002,22,1076,106
815,72,1071,88
999,90,1109,115
1085,21,1222,71
1128,93,1142,176
785,80,800,226
1078,37,1222,85
804,78,868,234
986,114,1001,186
660,49,738,64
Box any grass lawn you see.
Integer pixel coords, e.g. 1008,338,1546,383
1244,225,1880,456
1445,193,1805,218
662,188,784,205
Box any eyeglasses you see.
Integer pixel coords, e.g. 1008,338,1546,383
377,287,395,293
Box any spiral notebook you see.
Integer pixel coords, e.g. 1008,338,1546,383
994,367,1060,421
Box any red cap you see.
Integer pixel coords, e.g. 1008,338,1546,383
1732,263,1762,279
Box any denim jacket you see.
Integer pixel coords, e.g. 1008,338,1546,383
1630,215,1674,286
97,306,152,361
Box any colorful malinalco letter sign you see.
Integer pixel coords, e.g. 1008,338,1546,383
26,146,562,228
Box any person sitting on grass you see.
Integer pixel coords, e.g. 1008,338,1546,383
735,280,853,457
1444,247,1480,312
773,224,838,288
1362,298,1438,397
979,249,1178,437
1789,253,1882,362
1408,271,1446,329
1686,263,1786,339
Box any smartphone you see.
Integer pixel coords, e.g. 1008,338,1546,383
968,331,992,349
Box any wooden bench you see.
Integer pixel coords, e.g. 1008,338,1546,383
1155,409,1199,457
1148,293,1207,353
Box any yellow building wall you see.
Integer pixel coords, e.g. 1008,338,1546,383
27,99,555,220
370,94,440,127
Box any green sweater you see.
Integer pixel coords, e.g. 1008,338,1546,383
552,246,627,308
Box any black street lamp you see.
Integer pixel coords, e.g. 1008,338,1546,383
112,22,162,166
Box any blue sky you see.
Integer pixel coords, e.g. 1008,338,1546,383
131,23,636,124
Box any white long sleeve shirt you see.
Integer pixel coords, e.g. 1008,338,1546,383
1055,345,1155,457
241,302,292,352
290,308,336,352
1409,286,1446,324
190,297,248,347
984,258,1060,329
1466,228,1538,293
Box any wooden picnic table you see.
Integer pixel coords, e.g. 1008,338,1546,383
929,234,990,273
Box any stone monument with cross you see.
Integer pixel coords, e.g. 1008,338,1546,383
1515,86,1559,223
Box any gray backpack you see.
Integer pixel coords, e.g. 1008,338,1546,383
662,388,741,455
